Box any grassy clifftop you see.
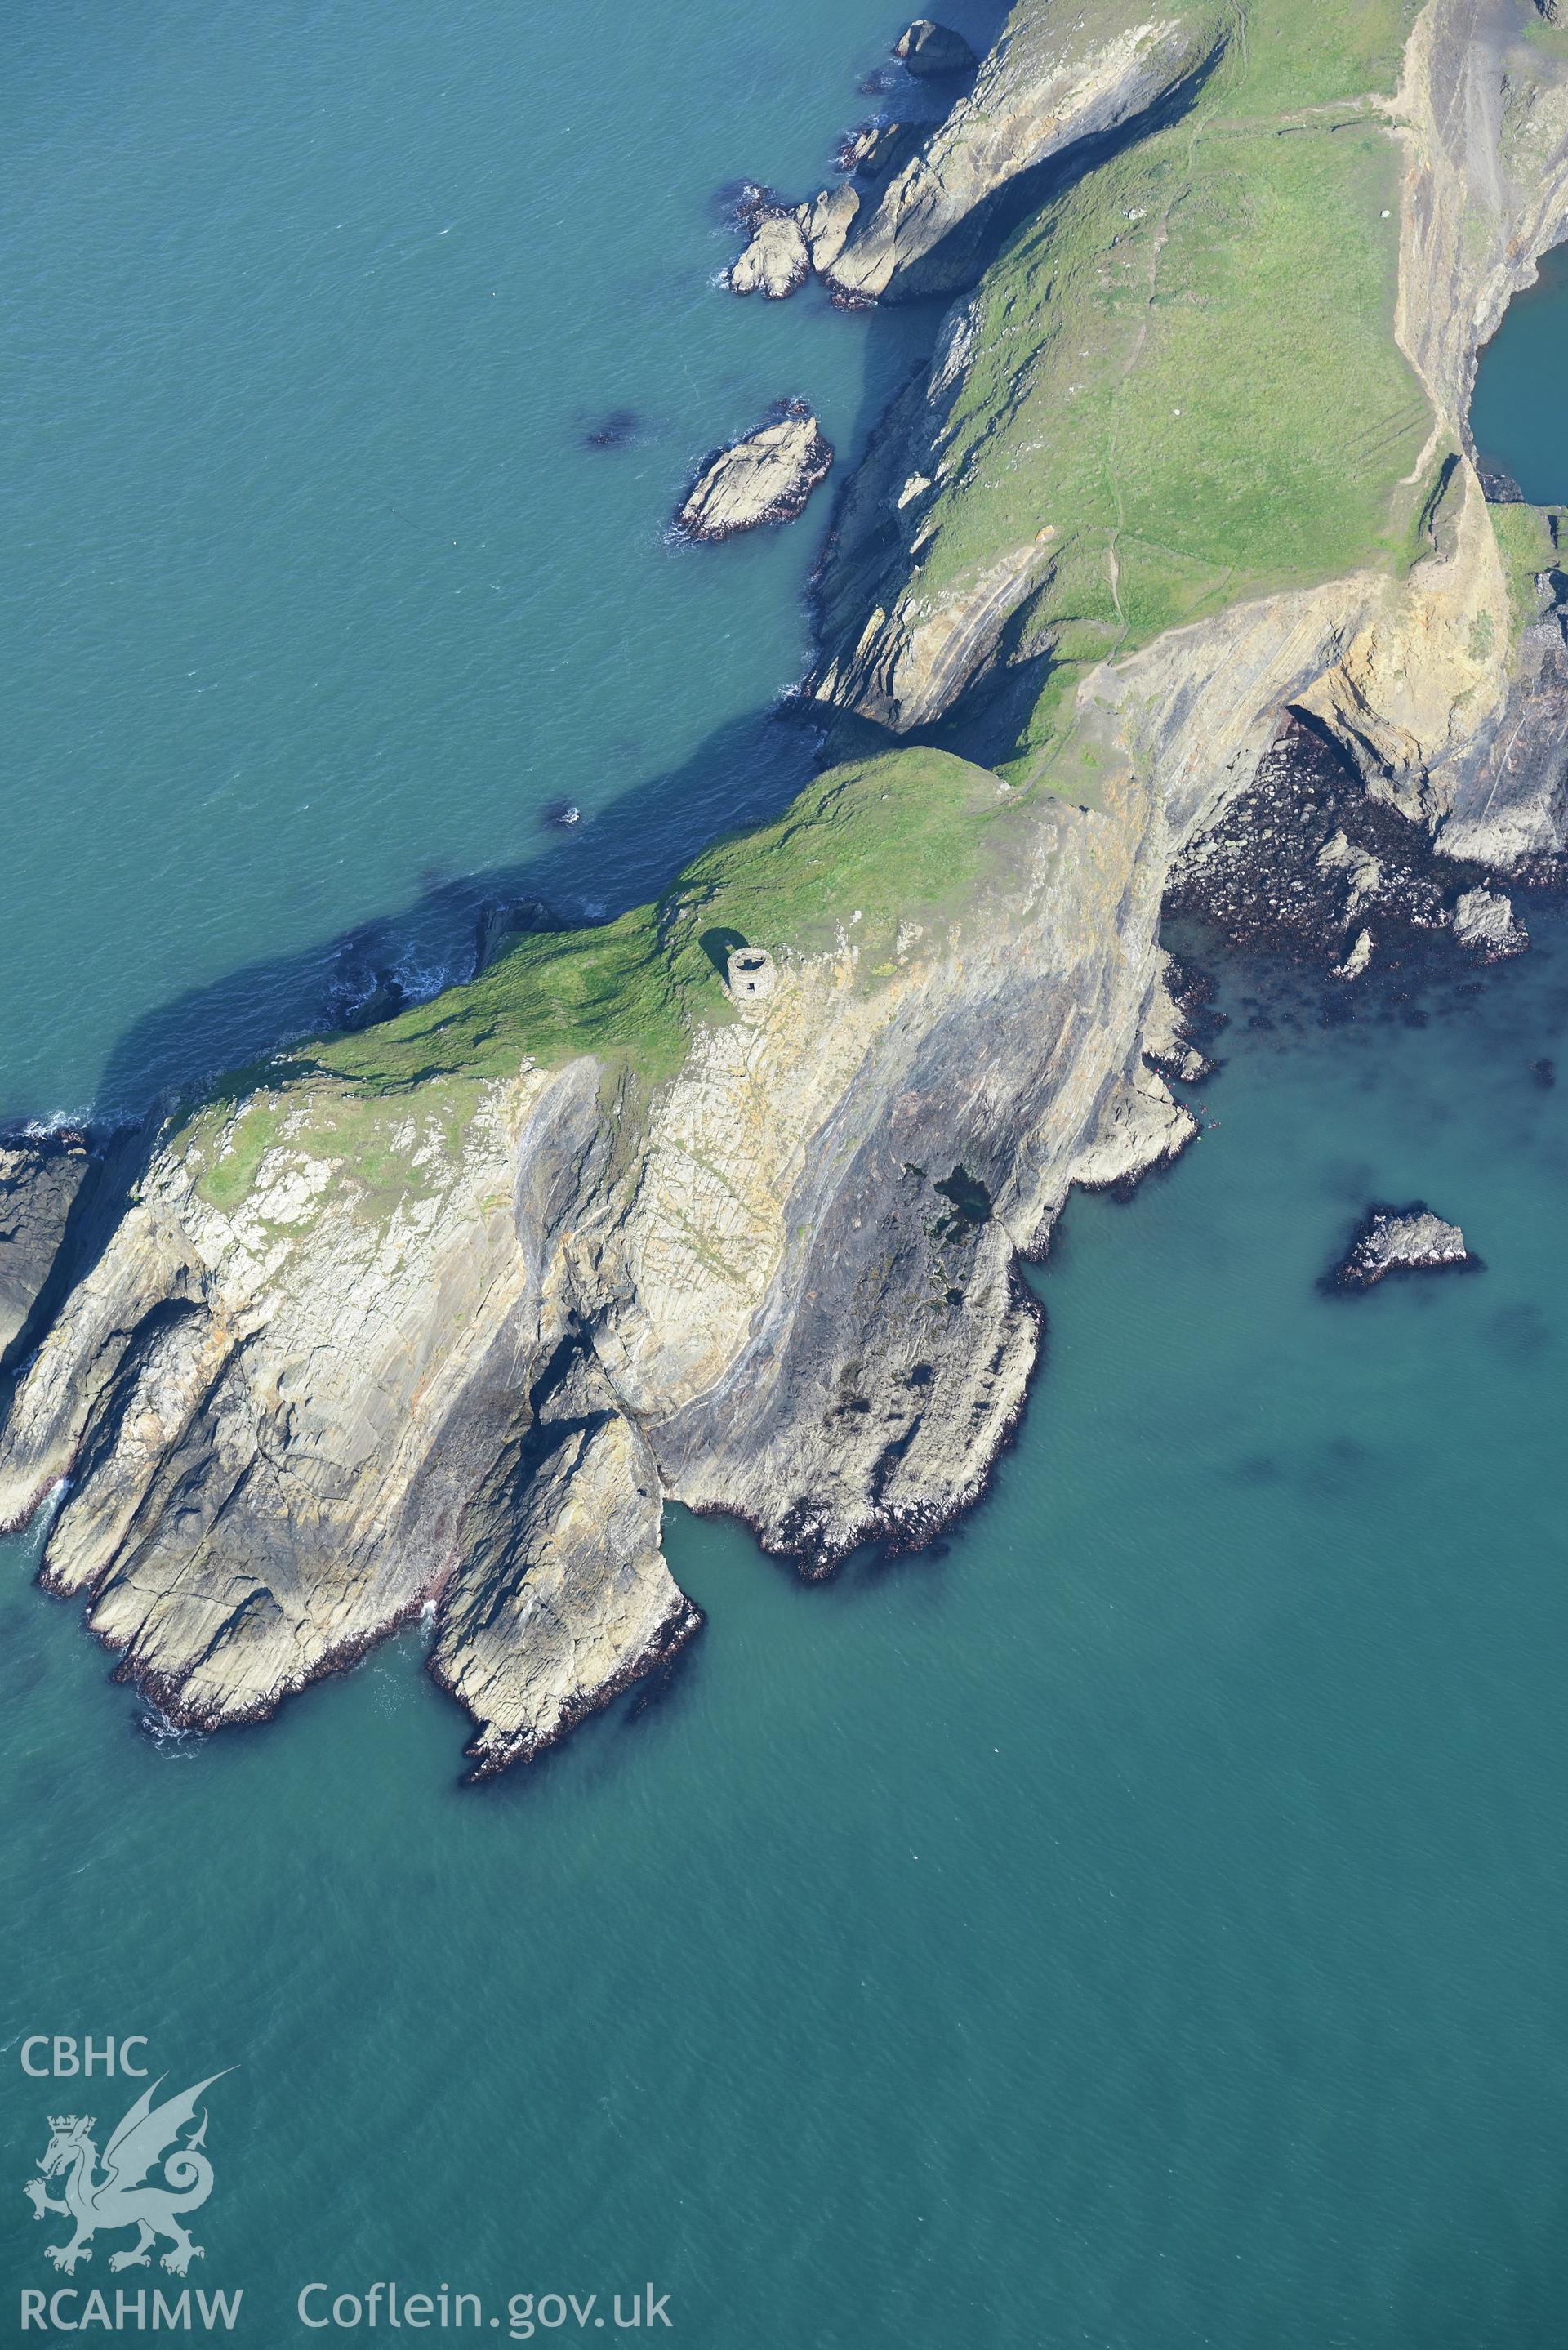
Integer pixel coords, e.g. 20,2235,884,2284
882,0,1436,777
303,746,1021,1094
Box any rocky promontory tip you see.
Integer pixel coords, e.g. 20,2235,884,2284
893,19,978,77
674,407,833,542
1329,1206,1477,1293
727,207,809,299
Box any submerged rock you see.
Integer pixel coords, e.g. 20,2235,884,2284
583,409,641,450
1330,1205,1476,1292
1451,885,1527,959
728,209,810,299
0,1131,90,1366
893,19,978,77
674,408,833,542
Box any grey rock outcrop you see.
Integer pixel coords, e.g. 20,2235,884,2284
1451,885,1527,957
675,409,833,541
893,20,978,78
835,120,925,179
430,1352,701,1778
798,185,862,276
1330,1206,1475,1291
728,210,810,299
0,1133,90,1365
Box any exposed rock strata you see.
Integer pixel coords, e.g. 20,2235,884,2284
1330,1206,1475,1291
674,409,833,540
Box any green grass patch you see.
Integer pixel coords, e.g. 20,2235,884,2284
1490,501,1560,642
196,1099,290,1213
301,747,1019,1097
889,0,1434,779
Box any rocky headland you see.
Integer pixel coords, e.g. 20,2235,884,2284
6,0,1568,1776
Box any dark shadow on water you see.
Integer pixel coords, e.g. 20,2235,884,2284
44,284,962,1134
82,699,827,1126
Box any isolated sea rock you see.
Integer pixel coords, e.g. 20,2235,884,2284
0,1132,90,1363
1451,885,1527,959
1333,927,1374,983
729,210,810,299
675,408,833,542
1330,1206,1475,1291
894,19,978,77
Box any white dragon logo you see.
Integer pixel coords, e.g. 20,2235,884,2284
24,2072,229,2276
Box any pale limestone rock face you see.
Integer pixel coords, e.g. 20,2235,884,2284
1394,0,1568,431
430,1354,697,1777
813,540,1059,730
835,121,924,181
675,413,833,541
728,211,809,299
1294,464,1512,822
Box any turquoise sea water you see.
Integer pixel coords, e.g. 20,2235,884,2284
1472,239,1568,502
6,7,1568,2344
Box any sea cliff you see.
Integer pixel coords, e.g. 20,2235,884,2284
6,0,1568,1774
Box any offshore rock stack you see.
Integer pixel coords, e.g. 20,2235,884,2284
673,406,833,541
1327,1205,1477,1293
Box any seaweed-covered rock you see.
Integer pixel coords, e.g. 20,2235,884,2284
674,408,833,542
1330,1205,1475,1291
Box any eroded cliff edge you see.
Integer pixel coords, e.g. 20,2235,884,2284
6,0,1568,1776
